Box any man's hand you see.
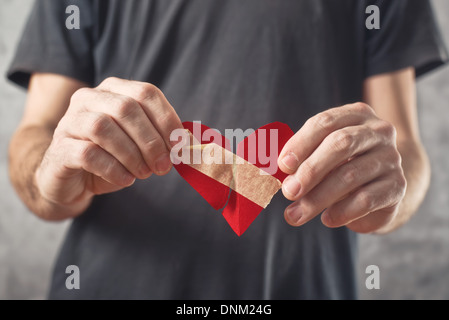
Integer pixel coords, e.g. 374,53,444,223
278,102,407,234
35,77,183,212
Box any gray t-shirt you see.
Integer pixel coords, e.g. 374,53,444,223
8,0,447,299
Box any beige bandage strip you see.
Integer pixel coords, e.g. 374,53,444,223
180,133,282,208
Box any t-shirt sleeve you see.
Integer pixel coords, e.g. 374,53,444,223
7,0,95,89
365,0,448,78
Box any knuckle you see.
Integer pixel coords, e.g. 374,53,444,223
369,157,382,175
395,172,407,193
399,174,407,190
70,87,92,106
339,164,358,186
134,83,160,102
331,129,355,153
357,191,375,211
78,143,98,165
90,114,113,137
99,76,119,88
352,102,374,115
391,149,403,168
378,120,397,140
312,111,336,131
114,96,138,119
385,148,402,171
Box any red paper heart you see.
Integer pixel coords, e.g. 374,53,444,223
174,121,294,236
175,121,231,210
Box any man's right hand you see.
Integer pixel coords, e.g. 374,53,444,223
35,77,183,210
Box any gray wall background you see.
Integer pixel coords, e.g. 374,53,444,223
0,0,448,300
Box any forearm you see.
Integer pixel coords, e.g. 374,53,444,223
9,125,91,220
376,140,431,234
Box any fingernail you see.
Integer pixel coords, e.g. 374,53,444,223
123,173,136,186
155,153,172,174
283,175,301,198
286,205,302,224
321,211,332,226
281,152,299,171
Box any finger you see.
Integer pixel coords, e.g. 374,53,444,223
61,111,151,179
98,77,183,149
281,124,384,200
64,138,136,188
321,178,405,230
345,207,397,234
71,87,171,175
278,103,375,174
283,149,389,227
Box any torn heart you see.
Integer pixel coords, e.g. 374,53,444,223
173,121,294,236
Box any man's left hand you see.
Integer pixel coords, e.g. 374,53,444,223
278,102,407,233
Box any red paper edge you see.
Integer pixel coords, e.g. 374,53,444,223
173,121,231,210
222,122,294,236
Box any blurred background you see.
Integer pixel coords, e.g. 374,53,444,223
0,0,448,300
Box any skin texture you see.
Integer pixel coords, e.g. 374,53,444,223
9,74,183,220
278,67,429,234
9,68,429,234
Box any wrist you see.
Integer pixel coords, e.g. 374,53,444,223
33,166,92,221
